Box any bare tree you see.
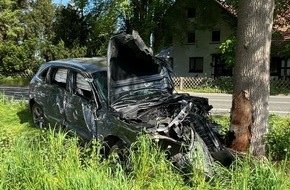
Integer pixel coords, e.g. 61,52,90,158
228,0,275,156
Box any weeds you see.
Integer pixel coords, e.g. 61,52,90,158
1,99,290,189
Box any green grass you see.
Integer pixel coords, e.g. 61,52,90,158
1,97,290,189
211,114,290,160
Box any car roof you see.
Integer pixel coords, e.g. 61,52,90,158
45,57,107,73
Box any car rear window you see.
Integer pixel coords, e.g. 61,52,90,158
54,68,67,83
52,68,68,89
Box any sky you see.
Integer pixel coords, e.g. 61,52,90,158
52,0,70,5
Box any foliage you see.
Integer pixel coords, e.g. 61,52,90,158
1,0,289,78
266,115,290,160
118,0,176,51
210,115,230,135
212,114,290,161
56,0,121,56
219,36,236,67
0,0,24,42
42,40,87,61
0,76,31,86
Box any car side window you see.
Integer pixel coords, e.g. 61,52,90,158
75,73,93,100
52,68,68,89
38,68,49,81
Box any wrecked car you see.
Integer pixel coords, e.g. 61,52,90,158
29,31,234,172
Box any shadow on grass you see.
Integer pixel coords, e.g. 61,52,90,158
17,104,34,128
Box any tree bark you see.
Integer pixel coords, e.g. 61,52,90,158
230,0,274,156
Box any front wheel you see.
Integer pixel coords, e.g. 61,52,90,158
32,103,45,129
171,128,214,178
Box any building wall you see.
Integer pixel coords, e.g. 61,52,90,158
171,20,234,77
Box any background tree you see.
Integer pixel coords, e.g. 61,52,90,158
86,0,121,55
0,0,89,74
0,0,27,73
118,0,175,51
52,0,120,56
229,0,275,156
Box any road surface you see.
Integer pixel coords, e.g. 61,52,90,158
0,86,289,115
0,86,30,100
185,92,290,115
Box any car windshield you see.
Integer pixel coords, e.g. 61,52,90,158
93,71,108,101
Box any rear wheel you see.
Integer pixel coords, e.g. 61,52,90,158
32,103,45,129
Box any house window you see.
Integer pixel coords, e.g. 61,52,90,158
211,30,220,42
187,8,196,18
270,57,281,76
189,57,203,73
187,32,195,44
281,58,290,78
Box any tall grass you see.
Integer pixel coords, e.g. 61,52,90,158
1,97,290,189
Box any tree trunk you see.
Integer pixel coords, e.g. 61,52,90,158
229,0,274,156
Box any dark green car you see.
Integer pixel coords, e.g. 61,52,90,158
29,31,234,173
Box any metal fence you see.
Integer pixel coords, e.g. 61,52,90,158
172,76,290,90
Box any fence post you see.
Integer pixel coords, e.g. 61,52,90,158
180,77,184,90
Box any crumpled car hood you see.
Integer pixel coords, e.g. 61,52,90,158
107,31,174,111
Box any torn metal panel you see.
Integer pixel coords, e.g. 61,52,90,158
82,102,97,136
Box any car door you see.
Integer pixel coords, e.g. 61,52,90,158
35,67,68,126
65,71,97,140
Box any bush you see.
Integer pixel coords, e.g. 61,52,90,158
212,114,290,160
0,76,31,86
266,115,290,160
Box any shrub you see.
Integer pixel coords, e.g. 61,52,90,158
266,115,290,160
0,76,31,86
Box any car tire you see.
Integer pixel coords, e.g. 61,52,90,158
191,114,235,167
109,140,126,157
172,127,214,178
32,103,45,129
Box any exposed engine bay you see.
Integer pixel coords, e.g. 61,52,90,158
113,93,222,153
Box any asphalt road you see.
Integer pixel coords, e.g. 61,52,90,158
0,86,30,100
1,86,289,115
184,92,290,115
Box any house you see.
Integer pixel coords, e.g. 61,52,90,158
169,0,290,79
271,4,290,78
